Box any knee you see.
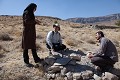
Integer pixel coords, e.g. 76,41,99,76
91,57,97,64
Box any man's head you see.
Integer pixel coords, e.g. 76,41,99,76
96,31,104,40
53,23,60,31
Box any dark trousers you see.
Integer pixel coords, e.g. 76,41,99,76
23,49,40,64
91,56,115,71
46,43,66,52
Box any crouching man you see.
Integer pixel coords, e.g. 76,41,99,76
87,31,118,72
46,23,66,53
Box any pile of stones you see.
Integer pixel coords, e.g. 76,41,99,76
41,49,119,80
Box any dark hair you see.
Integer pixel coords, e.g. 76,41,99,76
23,3,37,19
96,31,104,37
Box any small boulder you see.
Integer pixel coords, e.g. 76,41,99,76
69,53,81,61
102,72,119,80
53,57,71,66
47,65,63,73
73,73,83,80
44,56,56,65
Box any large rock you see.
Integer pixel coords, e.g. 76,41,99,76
53,57,71,66
44,56,56,65
73,73,83,80
68,60,76,65
69,53,81,61
102,72,119,80
47,65,63,73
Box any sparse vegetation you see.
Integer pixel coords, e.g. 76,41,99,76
0,33,13,41
86,39,96,44
115,20,120,26
0,45,2,50
66,39,77,46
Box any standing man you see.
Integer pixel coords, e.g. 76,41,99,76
46,23,66,53
22,3,41,67
88,31,118,72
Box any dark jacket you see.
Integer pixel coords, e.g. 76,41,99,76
95,37,118,62
22,11,36,49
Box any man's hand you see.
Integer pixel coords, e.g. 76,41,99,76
86,51,94,59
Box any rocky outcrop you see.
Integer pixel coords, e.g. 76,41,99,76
66,13,120,24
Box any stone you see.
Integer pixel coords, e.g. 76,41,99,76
52,51,63,58
65,65,75,72
102,72,119,80
65,72,73,80
93,74,102,80
73,73,83,80
47,65,62,73
46,73,55,79
68,60,76,65
69,53,81,61
81,70,93,80
53,57,71,66
44,56,56,65
61,67,68,76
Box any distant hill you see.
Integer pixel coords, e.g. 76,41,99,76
66,13,120,24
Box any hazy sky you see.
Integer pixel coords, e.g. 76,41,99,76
0,0,120,19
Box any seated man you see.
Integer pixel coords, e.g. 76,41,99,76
46,23,66,52
87,31,118,72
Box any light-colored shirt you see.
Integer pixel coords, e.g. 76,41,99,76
94,37,118,62
46,31,62,48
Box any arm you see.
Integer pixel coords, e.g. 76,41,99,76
94,38,107,57
58,33,62,45
46,31,53,49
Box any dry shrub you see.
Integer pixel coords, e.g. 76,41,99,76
112,40,119,47
36,42,45,51
0,33,13,41
86,39,96,44
14,75,31,80
81,33,96,44
0,73,31,80
36,34,44,39
66,38,77,46
70,26,83,28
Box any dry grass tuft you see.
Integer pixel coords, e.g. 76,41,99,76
36,42,45,51
36,35,44,39
112,39,119,47
0,33,13,41
0,73,31,80
66,38,77,46
86,39,96,44
0,45,2,50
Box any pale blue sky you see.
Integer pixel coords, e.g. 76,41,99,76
0,0,120,19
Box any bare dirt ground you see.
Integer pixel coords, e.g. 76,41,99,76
0,16,120,80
